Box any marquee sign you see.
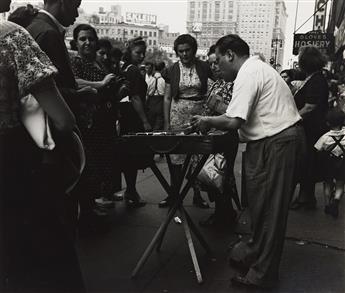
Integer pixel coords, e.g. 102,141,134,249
293,32,335,56
313,0,328,31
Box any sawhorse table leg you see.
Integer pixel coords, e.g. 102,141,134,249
131,154,211,283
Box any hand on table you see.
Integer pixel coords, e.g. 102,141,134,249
190,115,210,134
143,121,152,132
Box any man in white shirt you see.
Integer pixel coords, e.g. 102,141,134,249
146,62,166,130
191,34,306,289
145,62,155,96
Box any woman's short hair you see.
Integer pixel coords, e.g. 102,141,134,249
280,69,294,80
215,34,250,57
110,47,123,59
173,34,198,55
208,44,216,56
298,46,327,75
8,4,38,28
326,108,345,128
73,24,99,44
122,37,147,64
98,38,112,51
155,61,166,72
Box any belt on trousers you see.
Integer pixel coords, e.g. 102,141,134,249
247,120,302,145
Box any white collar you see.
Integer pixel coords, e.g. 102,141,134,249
40,9,66,35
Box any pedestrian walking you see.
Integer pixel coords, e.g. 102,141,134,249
315,108,345,218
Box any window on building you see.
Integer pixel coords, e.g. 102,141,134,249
149,31,152,37
130,30,133,35
140,31,143,36
144,31,147,36
202,1,207,20
215,1,220,19
153,40,156,45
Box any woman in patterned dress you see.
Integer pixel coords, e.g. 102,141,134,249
161,34,212,208
199,45,239,229
0,1,84,290
70,24,120,231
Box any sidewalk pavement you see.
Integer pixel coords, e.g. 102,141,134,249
77,145,345,293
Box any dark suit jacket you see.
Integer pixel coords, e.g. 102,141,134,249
27,12,77,111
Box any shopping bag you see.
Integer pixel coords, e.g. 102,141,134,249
197,153,226,193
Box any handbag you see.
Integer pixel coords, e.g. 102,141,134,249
20,94,55,150
197,153,227,193
21,94,85,193
205,81,232,115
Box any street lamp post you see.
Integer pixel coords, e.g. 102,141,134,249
271,38,283,69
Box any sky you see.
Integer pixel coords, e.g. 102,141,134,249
81,0,317,67
13,0,319,67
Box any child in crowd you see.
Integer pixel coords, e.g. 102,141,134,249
314,108,345,218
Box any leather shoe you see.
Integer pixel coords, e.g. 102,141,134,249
228,257,249,272
193,195,209,209
231,275,271,290
158,196,174,208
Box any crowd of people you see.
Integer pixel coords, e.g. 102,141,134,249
1,0,345,291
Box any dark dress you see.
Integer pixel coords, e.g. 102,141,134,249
71,56,117,199
294,71,329,202
120,63,147,134
120,63,152,170
0,21,84,292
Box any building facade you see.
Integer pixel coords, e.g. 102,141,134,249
186,0,287,67
327,0,345,79
186,0,238,48
96,5,122,24
236,0,287,66
92,22,159,52
158,25,179,47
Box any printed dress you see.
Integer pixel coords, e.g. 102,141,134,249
0,21,85,291
203,79,239,199
170,61,206,164
0,21,56,133
71,56,116,197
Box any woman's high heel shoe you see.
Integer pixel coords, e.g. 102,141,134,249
125,192,146,208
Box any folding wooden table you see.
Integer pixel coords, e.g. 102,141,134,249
121,131,240,283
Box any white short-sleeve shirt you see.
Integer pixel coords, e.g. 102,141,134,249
314,128,345,157
225,56,301,142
